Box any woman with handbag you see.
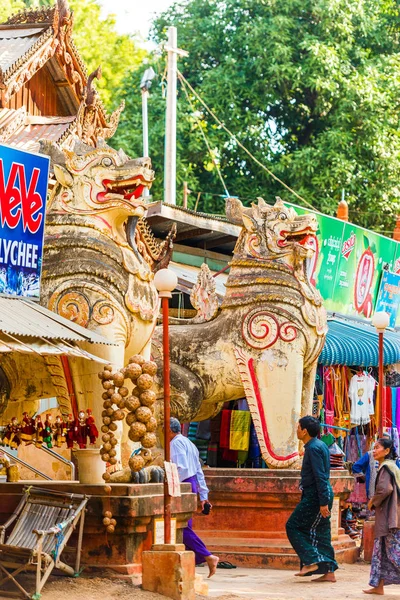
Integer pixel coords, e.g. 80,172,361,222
363,438,400,595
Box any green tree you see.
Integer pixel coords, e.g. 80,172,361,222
116,0,400,232
1,0,145,110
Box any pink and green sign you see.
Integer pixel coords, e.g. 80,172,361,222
288,203,400,325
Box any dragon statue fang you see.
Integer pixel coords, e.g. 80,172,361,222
152,197,328,468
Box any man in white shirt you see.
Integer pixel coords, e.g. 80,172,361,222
170,417,219,577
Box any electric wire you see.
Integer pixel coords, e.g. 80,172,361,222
179,77,230,198
177,70,317,212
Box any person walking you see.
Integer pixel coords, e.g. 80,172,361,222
363,437,400,595
286,415,338,582
352,432,400,499
169,417,219,578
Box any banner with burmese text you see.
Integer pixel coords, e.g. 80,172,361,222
0,144,49,298
287,203,400,326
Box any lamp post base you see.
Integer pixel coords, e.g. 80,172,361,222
142,544,196,600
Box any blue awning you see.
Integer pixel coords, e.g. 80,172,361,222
320,318,400,366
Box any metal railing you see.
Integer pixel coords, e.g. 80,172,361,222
40,445,76,480
0,447,52,480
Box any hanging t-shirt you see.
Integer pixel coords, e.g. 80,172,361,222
349,373,376,425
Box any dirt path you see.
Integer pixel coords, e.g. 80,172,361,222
29,563,400,600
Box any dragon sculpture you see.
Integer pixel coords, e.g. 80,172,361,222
40,139,174,460
152,197,328,468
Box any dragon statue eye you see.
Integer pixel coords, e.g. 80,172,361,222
278,212,288,221
102,157,113,167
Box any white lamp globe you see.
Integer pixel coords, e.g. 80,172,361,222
371,311,390,332
154,268,178,294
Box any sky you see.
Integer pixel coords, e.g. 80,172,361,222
99,0,175,39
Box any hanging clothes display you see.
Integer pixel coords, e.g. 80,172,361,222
348,372,376,425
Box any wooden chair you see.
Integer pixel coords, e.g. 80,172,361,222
0,486,88,599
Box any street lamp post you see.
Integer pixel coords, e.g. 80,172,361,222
371,311,390,436
140,67,156,198
154,268,178,544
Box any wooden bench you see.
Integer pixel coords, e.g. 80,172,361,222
0,486,88,599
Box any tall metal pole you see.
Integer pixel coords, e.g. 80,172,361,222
142,89,150,197
164,26,177,206
162,295,172,544
379,331,385,436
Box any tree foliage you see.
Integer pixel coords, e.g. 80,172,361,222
115,0,400,232
1,0,145,110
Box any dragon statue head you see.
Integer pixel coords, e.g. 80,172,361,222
41,139,154,242
226,196,318,264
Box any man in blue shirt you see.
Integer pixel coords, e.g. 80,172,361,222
170,417,219,577
286,415,338,582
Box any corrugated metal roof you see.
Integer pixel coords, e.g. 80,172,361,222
0,109,75,152
0,298,113,345
0,28,45,72
320,318,400,366
0,334,109,362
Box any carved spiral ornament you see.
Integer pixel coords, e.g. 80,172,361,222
242,309,298,349
50,291,90,328
92,300,115,325
279,321,298,343
242,310,279,350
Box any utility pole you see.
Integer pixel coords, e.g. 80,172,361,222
140,67,155,198
164,27,188,205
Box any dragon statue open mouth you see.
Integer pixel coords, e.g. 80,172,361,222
278,228,316,248
102,175,150,201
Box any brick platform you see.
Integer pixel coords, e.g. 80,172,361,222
193,468,359,569
0,481,196,581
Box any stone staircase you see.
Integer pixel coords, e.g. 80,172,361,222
198,528,359,569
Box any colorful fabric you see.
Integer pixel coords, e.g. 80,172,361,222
207,443,218,467
384,387,393,428
219,410,231,449
182,476,212,564
397,388,400,430
286,486,338,574
229,410,251,451
392,389,398,429
349,373,375,425
369,529,400,587
248,423,261,460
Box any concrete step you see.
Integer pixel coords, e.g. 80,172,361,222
202,535,357,556
194,573,208,597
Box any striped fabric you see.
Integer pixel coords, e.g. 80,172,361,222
320,318,400,367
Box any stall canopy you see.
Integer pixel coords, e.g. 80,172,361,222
0,297,113,361
321,317,400,367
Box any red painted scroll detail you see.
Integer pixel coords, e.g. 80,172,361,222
242,309,298,350
248,357,298,463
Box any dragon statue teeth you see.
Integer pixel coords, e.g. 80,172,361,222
152,197,328,469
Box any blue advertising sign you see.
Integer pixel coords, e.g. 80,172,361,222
374,271,400,328
0,144,49,298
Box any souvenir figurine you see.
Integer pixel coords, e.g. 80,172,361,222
33,415,44,448
86,409,98,445
75,410,88,449
66,414,75,449
20,412,35,444
3,417,21,448
42,414,53,449
53,415,66,448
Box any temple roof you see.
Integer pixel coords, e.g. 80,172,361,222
0,1,123,150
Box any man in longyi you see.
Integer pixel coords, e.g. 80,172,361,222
286,415,338,582
169,417,219,578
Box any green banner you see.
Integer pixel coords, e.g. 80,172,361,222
287,203,399,322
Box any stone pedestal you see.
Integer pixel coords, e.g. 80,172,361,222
142,543,195,600
193,468,359,569
0,481,195,582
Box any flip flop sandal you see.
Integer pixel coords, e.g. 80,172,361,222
217,561,237,569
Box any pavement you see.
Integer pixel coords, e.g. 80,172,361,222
196,563,400,599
